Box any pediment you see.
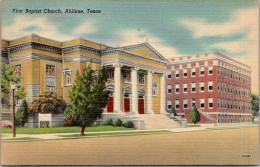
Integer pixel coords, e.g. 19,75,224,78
118,43,168,62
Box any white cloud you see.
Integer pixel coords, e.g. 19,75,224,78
179,7,258,38
117,29,187,59
179,7,259,94
2,16,74,41
72,20,97,35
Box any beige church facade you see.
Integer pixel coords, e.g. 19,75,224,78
1,34,168,115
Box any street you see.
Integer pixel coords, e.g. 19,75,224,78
1,127,259,165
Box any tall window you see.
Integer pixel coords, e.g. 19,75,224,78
208,98,213,109
191,68,196,77
152,82,158,96
175,70,179,78
46,65,56,93
14,64,22,86
167,85,172,94
200,67,205,76
167,70,171,79
63,67,72,86
183,69,187,78
200,99,205,109
191,82,196,93
175,100,180,110
199,82,204,92
183,83,187,93
208,81,213,92
183,99,188,109
191,98,196,107
167,100,172,110
123,71,131,83
175,84,179,94
208,66,213,75
107,69,114,80
138,73,145,85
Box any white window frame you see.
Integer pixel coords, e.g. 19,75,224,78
183,99,188,109
167,70,172,79
175,100,180,110
183,83,188,93
167,85,172,94
208,81,213,92
208,66,213,75
191,82,196,93
183,69,188,78
200,99,205,109
175,84,180,94
199,82,205,92
191,68,196,77
167,100,172,110
208,98,213,109
175,70,179,79
200,66,205,76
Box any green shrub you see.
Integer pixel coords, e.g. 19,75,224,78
123,120,134,128
103,118,113,125
15,100,29,127
113,118,122,126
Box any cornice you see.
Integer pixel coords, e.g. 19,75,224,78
10,53,62,62
64,55,101,64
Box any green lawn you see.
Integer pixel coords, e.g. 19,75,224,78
2,137,40,141
252,121,259,124
206,127,238,130
1,134,7,137
1,126,136,134
188,125,201,127
57,130,171,138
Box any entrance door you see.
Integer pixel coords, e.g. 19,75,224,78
107,97,113,112
138,99,144,114
124,98,130,113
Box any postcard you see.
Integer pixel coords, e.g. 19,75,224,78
1,0,259,165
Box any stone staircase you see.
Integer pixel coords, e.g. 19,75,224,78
138,114,182,130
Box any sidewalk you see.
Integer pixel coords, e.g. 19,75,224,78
1,124,258,142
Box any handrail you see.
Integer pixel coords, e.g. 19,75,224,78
196,108,218,122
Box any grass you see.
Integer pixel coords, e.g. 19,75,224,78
2,137,40,141
1,126,136,134
1,134,7,137
57,130,171,138
206,127,238,130
188,125,201,127
252,121,259,124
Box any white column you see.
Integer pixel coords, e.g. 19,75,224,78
160,72,166,114
114,64,122,113
131,67,138,114
147,70,154,114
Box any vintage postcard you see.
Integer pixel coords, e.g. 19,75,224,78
1,0,259,165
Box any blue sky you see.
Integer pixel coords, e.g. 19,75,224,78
1,0,259,93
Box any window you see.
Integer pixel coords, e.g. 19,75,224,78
191,98,196,107
231,70,233,78
218,99,220,108
221,99,224,108
167,70,171,79
221,67,224,75
218,67,220,75
167,100,172,110
200,99,205,109
225,99,227,108
123,71,131,83
175,100,180,110
46,64,56,93
183,83,187,93
208,66,213,75
14,64,22,86
183,99,188,109
175,70,179,78
208,81,213,91
167,85,172,94
191,82,196,93
63,67,72,86
221,82,223,92
199,82,204,92
191,68,196,77
152,82,158,96
91,70,98,89
224,83,227,92
208,98,213,109
107,69,114,80
138,73,145,85
183,69,187,78
200,67,205,76
224,68,227,77
175,84,179,94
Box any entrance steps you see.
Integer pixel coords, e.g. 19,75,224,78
138,114,182,130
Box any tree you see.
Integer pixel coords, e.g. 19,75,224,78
1,62,26,103
28,91,66,114
69,64,109,135
15,100,29,127
251,94,259,122
170,106,177,116
190,106,200,124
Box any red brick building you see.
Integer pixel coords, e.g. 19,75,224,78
166,52,252,124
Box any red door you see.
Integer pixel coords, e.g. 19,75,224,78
138,99,144,114
107,97,113,112
124,98,130,113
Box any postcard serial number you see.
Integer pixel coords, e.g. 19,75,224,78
12,8,101,14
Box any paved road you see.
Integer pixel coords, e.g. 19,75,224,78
1,127,259,165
